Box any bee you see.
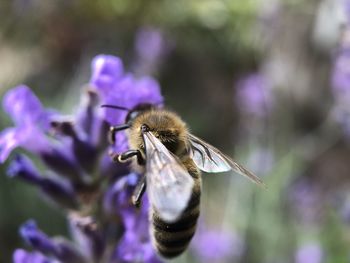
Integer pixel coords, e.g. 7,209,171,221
103,103,264,259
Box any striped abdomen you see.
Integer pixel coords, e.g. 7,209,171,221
151,160,201,258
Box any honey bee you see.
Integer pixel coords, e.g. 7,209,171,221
103,103,264,259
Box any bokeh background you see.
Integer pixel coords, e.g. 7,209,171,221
1,0,350,262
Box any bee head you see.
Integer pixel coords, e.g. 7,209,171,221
131,110,189,155
125,103,156,124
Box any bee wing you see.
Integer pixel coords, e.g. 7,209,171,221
143,131,194,222
189,134,265,186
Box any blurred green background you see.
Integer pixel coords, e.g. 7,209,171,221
1,0,349,262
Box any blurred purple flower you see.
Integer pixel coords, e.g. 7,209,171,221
331,49,350,136
191,228,244,262
295,243,323,263
135,28,166,62
288,178,324,224
331,1,350,137
236,73,273,117
133,27,173,75
0,54,164,262
331,49,350,102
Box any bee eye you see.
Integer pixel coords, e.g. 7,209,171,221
141,124,150,133
130,111,138,119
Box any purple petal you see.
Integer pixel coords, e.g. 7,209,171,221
102,75,163,126
295,243,323,263
69,215,105,261
0,125,51,163
7,154,78,208
103,173,139,218
0,127,22,162
13,249,52,263
0,86,57,160
50,119,98,173
104,173,150,242
39,147,82,182
90,55,124,96
112,190,155,262
89,54,164,126
51,238,87,263
3,85,51,128
39,177,78,209
7,154,41,183
20,220,57,254
115,230,161,263
20,220,86,263
129,76,163,107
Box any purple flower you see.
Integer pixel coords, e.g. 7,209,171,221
288,178,324,224
331,1,350,137
90,55,163,126
133,27,172,75
90,55,163,155
20,220,86,263
236,73,272,117
8,154,78,209
135,28,167,63
90,55,124,97
191,227,244,262
13,249,53,263
295,243,323,263
0,85,53,162
105,174,161,262
331,48,350,138
1,54,165,263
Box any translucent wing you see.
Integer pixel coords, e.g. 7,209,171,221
143,131,194,222
189,134,265,186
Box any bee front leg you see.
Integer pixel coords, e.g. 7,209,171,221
132,175,146,208
111,149,145,165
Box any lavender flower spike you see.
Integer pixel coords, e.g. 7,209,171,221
2,53,166,263
236,73,272,117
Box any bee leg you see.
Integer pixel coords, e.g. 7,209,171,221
108,124,130,144
117,150,145,165
132,175,146,208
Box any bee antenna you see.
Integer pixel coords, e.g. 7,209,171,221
101,104,130,111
